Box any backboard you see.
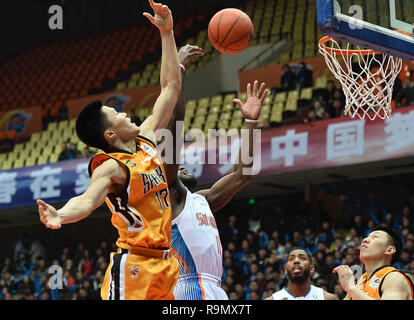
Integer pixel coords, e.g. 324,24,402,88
317,0,414,61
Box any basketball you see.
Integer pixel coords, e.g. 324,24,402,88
208,8,254,54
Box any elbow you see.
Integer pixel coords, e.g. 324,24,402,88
162,78,181,92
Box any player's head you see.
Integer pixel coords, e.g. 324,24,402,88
285,248,314,284
360,226,402,266
76,101,139,152
177,166,197,190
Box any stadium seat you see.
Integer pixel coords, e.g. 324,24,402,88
222,103,234,113
284,99,298,112
217,119,229,130
232,110,243,119
206,113,219,122
198,98,210,108
270,110,283,123
2,159,13,170
275,92,287,103
287,90,299,101
315,76,328,89
210,95,223,107
209,105,221,114
300,87,314,100
220,112,232,121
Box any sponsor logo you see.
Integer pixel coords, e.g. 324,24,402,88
369,276,381,289
130,266,140,279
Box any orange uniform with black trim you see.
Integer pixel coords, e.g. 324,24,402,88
88,135,179,300
356,266,414,300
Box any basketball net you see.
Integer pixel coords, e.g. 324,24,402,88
318,36,403,120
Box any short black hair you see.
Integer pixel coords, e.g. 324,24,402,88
372,226,402,265
75,101,111,152
288,247,312,262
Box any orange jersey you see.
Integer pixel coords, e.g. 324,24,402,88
357,266,414,300
89,135,172,251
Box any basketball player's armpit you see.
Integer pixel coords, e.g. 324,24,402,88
58,160,123,224
58,175,113,224
197,172,251,213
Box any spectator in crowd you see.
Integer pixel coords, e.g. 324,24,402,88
221,214,240,246
14,234,31,263
322,80,336,106
58,140,82,161
29,237,46,264
296,62,314,90
327,98,344,118
281,64,297,91
82,146,95,158
303,110,318,124
396,78,414,107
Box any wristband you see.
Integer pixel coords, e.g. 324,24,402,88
245,118,258,123
180,64,186,72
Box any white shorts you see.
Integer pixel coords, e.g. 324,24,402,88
173,272,228,300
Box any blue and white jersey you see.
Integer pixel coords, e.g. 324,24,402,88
272,285,325,300
171,188,227,300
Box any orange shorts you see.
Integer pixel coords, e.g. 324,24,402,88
101,248,179,300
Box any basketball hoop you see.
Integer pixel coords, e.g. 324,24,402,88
318,36,403,120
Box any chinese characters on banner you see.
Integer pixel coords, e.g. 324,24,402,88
1,106,414,209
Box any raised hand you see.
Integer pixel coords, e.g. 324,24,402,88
143,0,173,33
233,80,269,121
333,265,356,293
178,44,204,69
37,199,62,229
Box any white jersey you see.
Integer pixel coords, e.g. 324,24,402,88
272,285,325,300
171,188,227,300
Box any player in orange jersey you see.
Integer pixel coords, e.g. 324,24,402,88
36,0,182,300
334,226,414,300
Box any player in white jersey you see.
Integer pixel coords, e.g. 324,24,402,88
162,46,268,300
266,248,338,300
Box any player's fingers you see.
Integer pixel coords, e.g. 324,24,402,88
257,82,266,98
37,199,48,210
190,52,204,57
142,12,155,24
260,89,270,104
233,99,243,108
247,83,252,97
148,0,156,10
252,80,259,97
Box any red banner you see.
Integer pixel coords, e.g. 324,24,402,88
179,106,414,184
0,106,42,140
66,85,161,119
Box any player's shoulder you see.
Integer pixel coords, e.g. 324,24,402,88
383,270,412,287
91,157,126,179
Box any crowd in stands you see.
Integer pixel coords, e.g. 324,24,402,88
1,173,413,300
277,62,414,127
58,140,95,161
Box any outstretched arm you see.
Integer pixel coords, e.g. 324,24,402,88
37,159,126,229
196,81,269,213
163,44,203,186
139,0,181,142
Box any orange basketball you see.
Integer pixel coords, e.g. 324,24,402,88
208,8,254,54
